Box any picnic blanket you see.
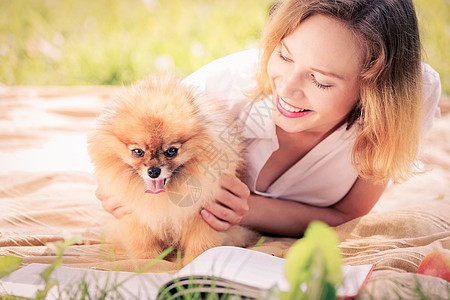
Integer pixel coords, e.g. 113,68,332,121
1,86,449,299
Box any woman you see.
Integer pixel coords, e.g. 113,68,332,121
97,0,441,237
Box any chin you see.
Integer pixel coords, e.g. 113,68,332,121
87,75,258,265
272,113,305,134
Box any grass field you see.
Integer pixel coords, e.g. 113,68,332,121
1,0,449,93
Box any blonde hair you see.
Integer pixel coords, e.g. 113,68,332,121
257,0,423,183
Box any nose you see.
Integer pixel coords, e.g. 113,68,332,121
148,167,161,178
278,73,305,99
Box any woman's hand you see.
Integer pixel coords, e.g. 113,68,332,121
201,173,250,231
95,184,134,219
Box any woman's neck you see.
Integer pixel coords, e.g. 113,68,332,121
275,118,347,149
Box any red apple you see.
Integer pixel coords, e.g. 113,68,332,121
417,249,450,282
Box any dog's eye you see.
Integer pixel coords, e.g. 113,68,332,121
164,147,178,158
131,148,145,158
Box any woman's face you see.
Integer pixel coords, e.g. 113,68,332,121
267,14,363,136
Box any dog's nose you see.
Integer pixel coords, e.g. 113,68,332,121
148,167,161,179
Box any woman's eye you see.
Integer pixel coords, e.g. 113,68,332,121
278,50,292,63
131,148,145,158
164,147,178,158
311,74,332,90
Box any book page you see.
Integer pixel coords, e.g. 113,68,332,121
177,246,289,291
0,263,172,299
0,264,47,299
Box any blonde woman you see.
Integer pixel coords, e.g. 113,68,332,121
97,0,441,237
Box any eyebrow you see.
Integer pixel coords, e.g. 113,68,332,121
311,67,345,80
281,40,346,80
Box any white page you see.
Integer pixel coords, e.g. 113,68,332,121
0,264,47,299
0,263,172,300
177,246,289,291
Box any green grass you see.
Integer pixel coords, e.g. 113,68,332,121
0,0,448,94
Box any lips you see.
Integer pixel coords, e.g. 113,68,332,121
144,178,166,194
276,95,313,119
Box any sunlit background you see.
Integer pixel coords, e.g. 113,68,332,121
0,0,449,94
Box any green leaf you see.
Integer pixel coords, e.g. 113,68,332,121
281,221,343,300
0,256,23,279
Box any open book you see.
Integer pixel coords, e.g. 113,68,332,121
0,246,374,299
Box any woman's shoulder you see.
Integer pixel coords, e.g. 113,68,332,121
182,49,260,99
421,63,442,136
185,48,259,79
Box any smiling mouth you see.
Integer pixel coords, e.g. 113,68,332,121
276,96,313,118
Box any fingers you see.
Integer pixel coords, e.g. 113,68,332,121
201,173,251,232
220,173,251,202
203,194,243,225
110,205,134,219
201,209,232,231
216,187,249,217
95,186,108,201
95,186,133,219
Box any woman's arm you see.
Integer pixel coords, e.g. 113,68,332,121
202,176,387,237
97,173,387,236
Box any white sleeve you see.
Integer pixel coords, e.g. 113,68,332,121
183,49,260,97
182,49,261,117
420,63,442,136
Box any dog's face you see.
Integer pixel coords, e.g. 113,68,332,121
94,77,212,194
124,134,186,194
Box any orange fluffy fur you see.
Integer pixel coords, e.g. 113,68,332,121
88,75,257,265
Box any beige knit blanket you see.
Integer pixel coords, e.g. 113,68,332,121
1,87,449,299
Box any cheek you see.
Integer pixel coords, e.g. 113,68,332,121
173,148,193,167
321,77,360,111
122,155,143,169
267,52,296,95
121,156,148,178
160,149,191,172
117,146,135,166
339,84,360,112
267,52,280,85
311,89,358,116
163,158,180,171
337,97,359,116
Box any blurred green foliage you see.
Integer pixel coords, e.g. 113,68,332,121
414,0,450,94
0,0,448,94
0,0,273,85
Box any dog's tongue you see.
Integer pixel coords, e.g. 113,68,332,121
145,179,166,194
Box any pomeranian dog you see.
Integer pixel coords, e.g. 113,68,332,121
88,75,257,264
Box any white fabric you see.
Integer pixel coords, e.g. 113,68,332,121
421,62,442,135
183,49,441,206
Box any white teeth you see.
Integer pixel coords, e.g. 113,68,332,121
279,97,307,113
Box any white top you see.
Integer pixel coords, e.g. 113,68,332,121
183,49,442,206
